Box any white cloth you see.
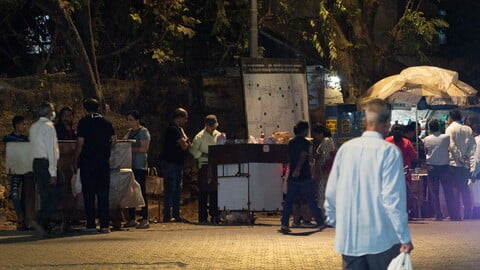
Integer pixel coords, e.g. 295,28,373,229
29,117,59,177
325,131,411,256
424,132,450,166
445,121,476,171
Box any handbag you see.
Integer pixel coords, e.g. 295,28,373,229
388,253,413,270
470,180,480,207
146,167,164,195
71,169,82,197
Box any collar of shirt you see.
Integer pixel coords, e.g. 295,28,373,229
361,131,384,140
39,117,52,123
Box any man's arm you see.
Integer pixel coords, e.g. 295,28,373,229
189,133,203,159
74,137,85,170
291,151,307,178
47,126,58,183
324,149,341,227
381,147,413,252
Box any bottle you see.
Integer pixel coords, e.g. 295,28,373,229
259,132,265,144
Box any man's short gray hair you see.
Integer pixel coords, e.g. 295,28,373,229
363,99,392,125
37,102,53,117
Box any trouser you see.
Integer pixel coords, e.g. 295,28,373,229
129,169,148,221
10,175,25,223
162,161,183,220
342,244,401,270
281,179,324,227
198,165,218,222
80,163,110,229
426,165,454,219
33,159,63,229
450,166,472,219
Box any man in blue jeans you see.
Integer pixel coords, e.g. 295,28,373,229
3,115,29,230
280,120,325,233
161,108,190,222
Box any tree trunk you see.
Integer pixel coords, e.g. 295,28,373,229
37,0,104,108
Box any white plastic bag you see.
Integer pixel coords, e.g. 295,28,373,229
470,180,480,207
71,169,82,197
388,253,413,270
120,178,146,208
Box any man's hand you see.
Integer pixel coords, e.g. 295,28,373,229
49,176,57,185
201,152,208,158
292,169,300,178
400,242,414,253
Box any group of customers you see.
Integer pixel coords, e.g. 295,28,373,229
385,109,478,221
3,99,155,235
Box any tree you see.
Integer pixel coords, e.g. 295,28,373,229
259,0,446,102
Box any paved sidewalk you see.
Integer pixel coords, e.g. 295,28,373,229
0,219,479,269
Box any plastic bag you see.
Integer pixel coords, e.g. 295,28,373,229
470,180,480,207
120,177,146,208
71,169,82,197
388,253,413,270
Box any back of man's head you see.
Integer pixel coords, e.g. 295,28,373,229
12,115,25,128
293,120,309,135
429,119,441,133
173,108,188,119
364,99,392,125
449,109,462,122
84,98,99,113
37,102,53,117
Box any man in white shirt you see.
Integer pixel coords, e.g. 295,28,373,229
445,109,476,220
424,119,455,220
189,115,221,224
325,99,413,269
29,102,62,237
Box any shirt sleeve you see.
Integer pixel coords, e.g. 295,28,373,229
47,125,59,177
381,147,411,244
77,119,86,138
405,140,418,161
189,133,203,160
324,148,341,227
466,130,476,173
138,128,151,142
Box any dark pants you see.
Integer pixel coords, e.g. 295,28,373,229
80,163,110,229
128,169,148,221
426,165,454,219
281,179,324,227
162,161,183,220
342,244,401,270
33,159,63,229
450,166,472,219
198,165,218,222
10,175,25,223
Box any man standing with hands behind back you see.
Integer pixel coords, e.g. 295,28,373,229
161,108,190,222
325,99,413,270
30,102,62,237
74,99,116,234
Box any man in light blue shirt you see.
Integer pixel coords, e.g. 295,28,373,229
325,99,413,269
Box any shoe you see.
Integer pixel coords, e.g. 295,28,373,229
136,220,150,229
163,217,171,223
100,228,111,234
450,217,462,221
31,221,47,237
83,228,98,234
279,226,291,234
112,220,122,231
171,217,188,223
123,220,138,228
210,216,221,224
316,223,327,231
62,223,76,233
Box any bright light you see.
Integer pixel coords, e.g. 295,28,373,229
329,75,341,83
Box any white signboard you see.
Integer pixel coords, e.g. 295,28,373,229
240,58,309,137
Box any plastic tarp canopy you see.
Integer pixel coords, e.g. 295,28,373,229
358,66,478,109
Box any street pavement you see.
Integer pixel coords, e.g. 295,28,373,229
0,218,479,270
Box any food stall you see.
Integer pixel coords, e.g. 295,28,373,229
5,140,144,226
358,66,478,218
